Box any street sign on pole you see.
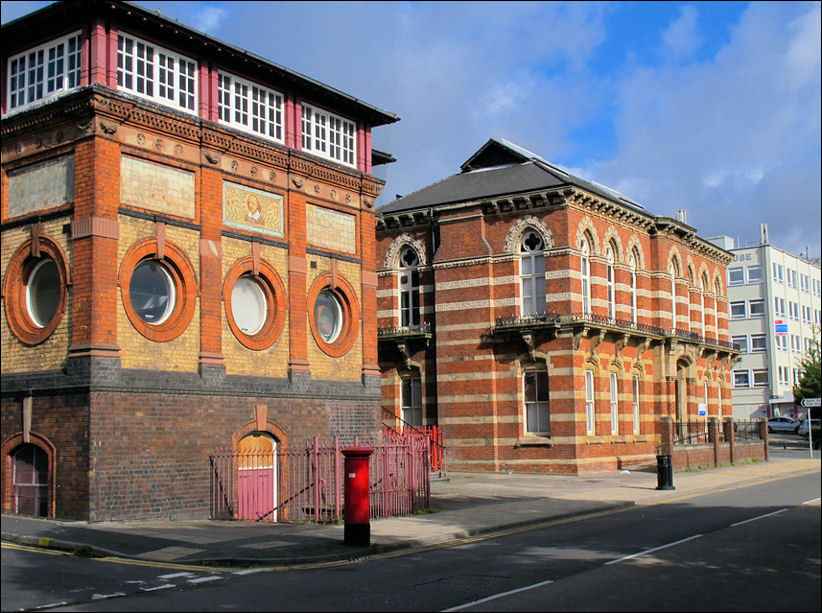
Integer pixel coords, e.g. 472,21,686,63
800,397,821,408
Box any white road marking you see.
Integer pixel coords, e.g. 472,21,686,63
441,579,555,611
730,508,788,527
604,534,704,565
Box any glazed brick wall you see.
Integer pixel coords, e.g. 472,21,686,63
306,256,363,381
221,237,290,378
1,217,73,372
117,215,201,372
1,393,90,518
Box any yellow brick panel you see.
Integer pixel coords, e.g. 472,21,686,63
1,218,73,373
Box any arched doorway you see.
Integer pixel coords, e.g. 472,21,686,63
11,443,49,517
237,432,277,521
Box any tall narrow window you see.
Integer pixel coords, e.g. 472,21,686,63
632,375,640,434
606,245,615,320
609,372,619,435
585,370,595,434
398,247,420,327
581,238,591,315
520,231,546,317
668,261,677,330
703,381,709,414
629,250,638,324
401,377,422,427
717,383,722,420
523,370,550,435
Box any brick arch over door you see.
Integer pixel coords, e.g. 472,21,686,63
1,432,57,518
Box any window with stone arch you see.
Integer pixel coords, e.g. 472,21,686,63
628,248,639,324
668,259,679,330
580,236,592,315
520,229,546,317
398,246,421,327
701,271,710,335
605,243,616,320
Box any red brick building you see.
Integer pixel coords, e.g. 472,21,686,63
1,1,397,520
377,139,737,473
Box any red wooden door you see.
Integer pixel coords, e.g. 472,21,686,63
237,433,277,521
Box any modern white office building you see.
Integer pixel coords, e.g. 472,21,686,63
708,227,821,421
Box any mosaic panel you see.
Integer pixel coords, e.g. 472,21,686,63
223,182,284,238
307,205,356,254
120,156,195,218
6,155,74,217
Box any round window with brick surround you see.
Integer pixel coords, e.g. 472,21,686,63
120,239,196,342
307,272,359,358
224,257,286,351
3,237,69,346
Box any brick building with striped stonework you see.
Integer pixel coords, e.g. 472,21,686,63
377,139,737,474
1,1,397,520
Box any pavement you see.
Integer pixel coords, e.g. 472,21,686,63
3,452,820,569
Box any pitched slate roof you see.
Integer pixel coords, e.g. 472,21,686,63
379,138,645,214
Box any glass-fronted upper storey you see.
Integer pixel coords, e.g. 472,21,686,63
1,1,397,172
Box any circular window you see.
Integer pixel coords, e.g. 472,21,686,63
129,260,176,325
26,259,61,328
315,290,343,343
307,273,360,358
223,258,286,351
3,237,69,346
231,276,267,335
119,239,196,342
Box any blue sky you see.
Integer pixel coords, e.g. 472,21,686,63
3,1,820,257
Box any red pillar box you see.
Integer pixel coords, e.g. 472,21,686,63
342,447,373,546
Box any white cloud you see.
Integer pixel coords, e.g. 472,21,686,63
193,5,227,34
661,5,703,62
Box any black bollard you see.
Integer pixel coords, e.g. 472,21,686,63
656,454,675,490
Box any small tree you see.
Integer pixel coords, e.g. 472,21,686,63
794,325,821,419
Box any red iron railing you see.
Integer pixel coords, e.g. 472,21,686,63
210,435,430,523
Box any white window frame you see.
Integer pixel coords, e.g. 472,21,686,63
733,370,750,388
747,265,763,283
669,262,678,329
750,334,767,352
398,247,421,327
585,370,595,435
117,32,197,114
605,246,616,320
632,375,640,434
728,267,745,286
523,370,551,436
773,263,784,283
581,239,591,315
301,103,356,167
749,300,765,318
629,251,638,324
218,72,284,142
730,301,747,319
520,231,546,317
732,335,749,352
752,369,769,387
7,32,82,113
401,377,422,427
609,372,619,435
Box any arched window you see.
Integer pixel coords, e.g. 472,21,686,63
668,261,678,330
701,272,710,335
520,231,546,317
581,237,591,315
398,247,420,327
629,249,638,324
606,244,616,320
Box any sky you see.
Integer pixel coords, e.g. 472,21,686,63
3,1,820,257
